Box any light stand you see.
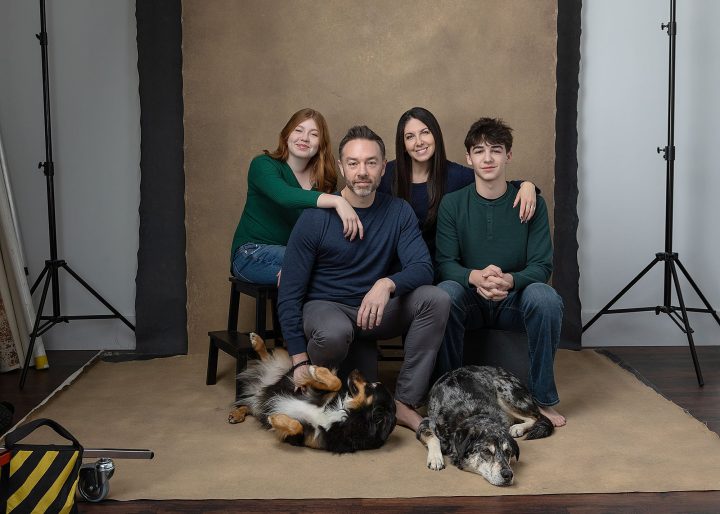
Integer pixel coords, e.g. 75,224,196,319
582,0,720,386
583,0,720,386
19,0,135,389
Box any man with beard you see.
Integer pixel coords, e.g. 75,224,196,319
278,125,450,431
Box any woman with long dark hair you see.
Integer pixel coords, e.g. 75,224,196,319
379,107,537,257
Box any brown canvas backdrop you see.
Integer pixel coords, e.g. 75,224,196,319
183,0,558,353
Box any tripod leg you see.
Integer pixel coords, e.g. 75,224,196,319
583,257,661,331
669,261,704,387
60,263,135,331
19,272,53,390
29,265,49,295
674,258,720,326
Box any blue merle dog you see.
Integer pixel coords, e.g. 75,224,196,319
416,365,554,486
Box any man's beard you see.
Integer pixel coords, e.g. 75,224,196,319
347,180,377,197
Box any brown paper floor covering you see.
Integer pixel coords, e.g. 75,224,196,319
17,349,720,500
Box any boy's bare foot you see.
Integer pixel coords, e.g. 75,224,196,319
395,400,423,432
539,405,566,427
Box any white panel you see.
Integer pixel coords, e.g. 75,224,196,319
579,0,720,347
0,0,139,350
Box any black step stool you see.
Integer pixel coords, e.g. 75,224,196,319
207,277,283,396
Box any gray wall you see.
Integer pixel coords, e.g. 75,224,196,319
0,0,139,350
579,0,720,347
1,1,718,351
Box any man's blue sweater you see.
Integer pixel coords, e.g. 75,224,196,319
278,192,434,355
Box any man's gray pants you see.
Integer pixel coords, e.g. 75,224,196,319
303,285,450,407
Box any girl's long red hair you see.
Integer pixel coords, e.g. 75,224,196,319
265,108,337,193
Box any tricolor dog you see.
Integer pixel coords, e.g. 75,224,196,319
229,333,396,453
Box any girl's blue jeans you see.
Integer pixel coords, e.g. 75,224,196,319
231,243,286,285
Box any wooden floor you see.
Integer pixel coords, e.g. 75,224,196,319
0,350,99,430
2,346,719,513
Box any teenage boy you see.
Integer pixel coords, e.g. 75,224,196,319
278,125,450,431
435,117,565,426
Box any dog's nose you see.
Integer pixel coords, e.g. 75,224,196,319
501,469,513,480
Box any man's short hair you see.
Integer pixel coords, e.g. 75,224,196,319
338,125,386,160
464,117,514,153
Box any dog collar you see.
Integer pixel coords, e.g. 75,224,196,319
289,360,312,373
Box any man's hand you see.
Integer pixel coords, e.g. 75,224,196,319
357,278,395,330
291,352,311,392
469,266,513,301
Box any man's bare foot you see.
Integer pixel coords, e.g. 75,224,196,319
395,400,423,432
539,405,566,427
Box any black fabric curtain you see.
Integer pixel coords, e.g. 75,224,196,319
553,0,583,348
133,0,187,356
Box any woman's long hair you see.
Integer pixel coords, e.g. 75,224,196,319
265,108,337,193
393,107,447,227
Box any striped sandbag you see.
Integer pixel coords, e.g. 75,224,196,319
1,419,83,514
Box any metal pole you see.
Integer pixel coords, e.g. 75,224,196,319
662,0,677,307
37,0,61,318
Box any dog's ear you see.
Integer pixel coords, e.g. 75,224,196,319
509,436,520,462
350,369,366,382
348,369,365,396
370,407,396,442
453,427,475,460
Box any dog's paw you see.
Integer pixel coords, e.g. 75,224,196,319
269,414,303,438
509,423,527,438
307,365,342,391
228,406,248,424
249,332,271,361
308,365,318,378
320,409,348,429
427,451,445,471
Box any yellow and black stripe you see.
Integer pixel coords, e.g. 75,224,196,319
4,448,80,513
1,419,83,514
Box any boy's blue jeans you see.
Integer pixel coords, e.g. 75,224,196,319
436,280,563,406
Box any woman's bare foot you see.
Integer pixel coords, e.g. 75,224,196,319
539,405,566,427
394,400,423,432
